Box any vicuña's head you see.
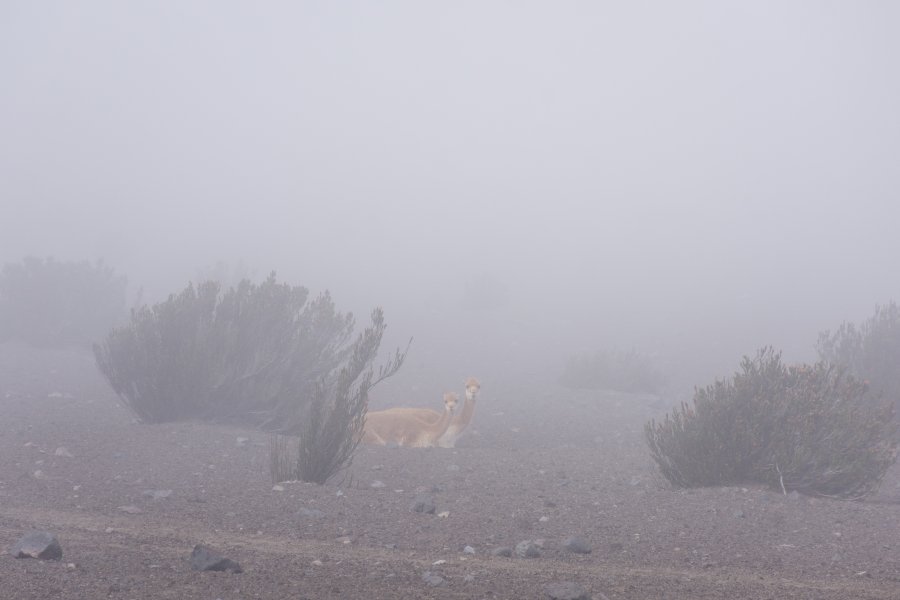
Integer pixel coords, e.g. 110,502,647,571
443,392,460,413
464,377,481,401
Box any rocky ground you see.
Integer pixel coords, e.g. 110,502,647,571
2,343,900,599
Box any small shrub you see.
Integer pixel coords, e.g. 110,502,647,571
0,256,127,347
645,348,897,499
559,349,666,393
271,313,408,484
817,301,900,411
94,273,366,428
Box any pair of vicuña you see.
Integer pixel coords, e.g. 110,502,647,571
362,377,481,448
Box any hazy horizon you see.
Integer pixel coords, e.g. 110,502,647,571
3,2,899,394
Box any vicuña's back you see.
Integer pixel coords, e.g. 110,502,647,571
362,392,459,448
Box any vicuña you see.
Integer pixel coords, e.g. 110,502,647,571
366,377,481,448
362,391,459,448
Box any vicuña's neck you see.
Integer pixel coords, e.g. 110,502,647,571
456,396,476,421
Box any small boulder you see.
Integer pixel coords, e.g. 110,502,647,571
515,540,541,558
562,536,592,554
297,507,325,519
189,545,243,573
544,580,590,600
491,546,513,557
142,489,173,500
421,570,445,586
9,531,63,560
410,494,436,514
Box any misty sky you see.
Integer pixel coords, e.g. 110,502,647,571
2,2,899,391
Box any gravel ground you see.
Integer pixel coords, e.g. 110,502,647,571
2,343,900,599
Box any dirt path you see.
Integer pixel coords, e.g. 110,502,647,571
2,502,896,600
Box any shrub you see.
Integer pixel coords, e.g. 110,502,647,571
645,348,897,499
93,273,373,428
270,314,408,484
817,301,900,411
0,256,127,347
559,349,666,393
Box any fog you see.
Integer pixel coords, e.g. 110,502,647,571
3,2,899,394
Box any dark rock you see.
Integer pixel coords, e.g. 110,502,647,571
9,531,62,560
190,545,243,573
410,494,436,514
562,536,592,554
544,580,590,600
421,570,445,586
515,540,541,558
491,546,513,557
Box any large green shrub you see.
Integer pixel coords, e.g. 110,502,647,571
645,348,897,499
817,301,900,411
559,349,666,394
0,256,127,347
93,273,388,430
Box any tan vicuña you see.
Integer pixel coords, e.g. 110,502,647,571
362,392,459,448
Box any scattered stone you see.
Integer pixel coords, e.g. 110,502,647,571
491,546,513,557
117,505,142,514
105,527,115,533
311,559,323,566
142,489,173,500
32,470,45,479
539,516,550,522
9,531,63,560
437,511,450,518
562,536,592,554
54,447,74,458
272,485,285,492
544,499,557,508
370,480,386,489
297,507,325,519
432,559,446,565
371,464,383,471
463,545,476,555
235,437,250,447
464,573,476,583
190,544,243,573
544,580,590,600
733,509,746,518
410,494,436,514
515,540,541,558
421,571,445,587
